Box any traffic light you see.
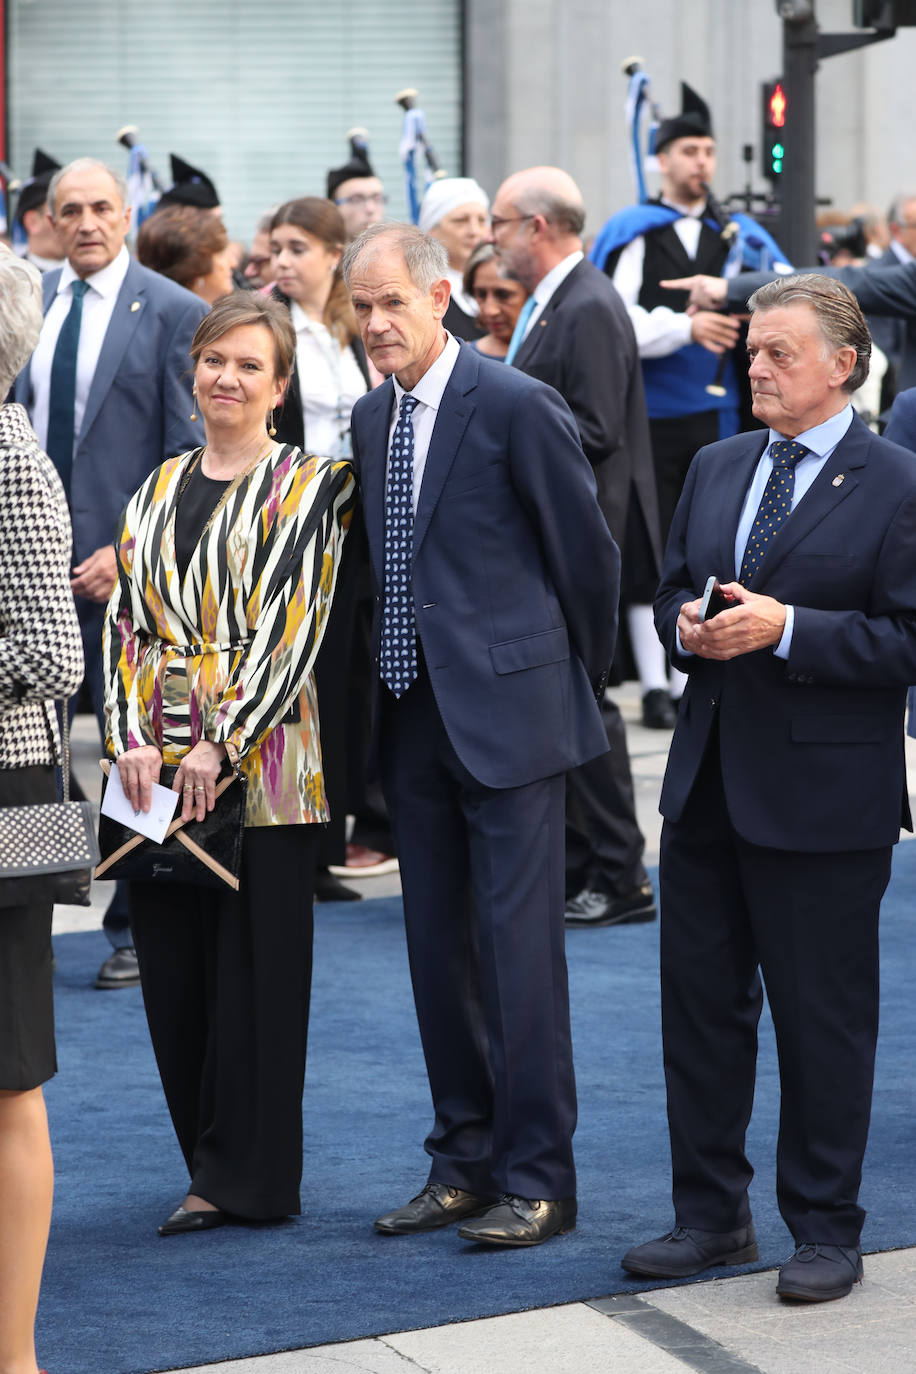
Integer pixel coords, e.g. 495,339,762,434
853,1,916,28
761,79,787,182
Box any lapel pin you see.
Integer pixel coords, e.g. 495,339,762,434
130,300,141,312
539,318,547,326
832,474,845,487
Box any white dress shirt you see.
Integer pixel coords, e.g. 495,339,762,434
290,302,366,459
389,332,461,514
29,245,131,454
516,250,584,346
611,202,706,359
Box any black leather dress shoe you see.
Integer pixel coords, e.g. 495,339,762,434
374,1182,495,1234
95,946,141,989
457,1194,576,1247
622,1222,758,1278
565,882,657,928
776,1243,863,1301
158,1205,229,1236
641,688,677,730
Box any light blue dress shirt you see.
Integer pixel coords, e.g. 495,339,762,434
675,403,854,658
735,404,853,657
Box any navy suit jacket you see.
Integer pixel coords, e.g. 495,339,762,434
884,386,916,453
15,257,206,565
350,343,620,791
655,413,916,851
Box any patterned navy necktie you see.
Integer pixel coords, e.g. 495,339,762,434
380,394,419,697
738,439,809,586
46,278,90,501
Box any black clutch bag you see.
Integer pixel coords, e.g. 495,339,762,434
95,760,246,891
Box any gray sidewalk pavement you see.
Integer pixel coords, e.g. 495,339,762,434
55,687,916,1373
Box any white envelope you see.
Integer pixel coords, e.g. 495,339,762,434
101,765,180,844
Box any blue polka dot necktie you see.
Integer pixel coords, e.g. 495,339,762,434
46,278,90,501
738,439,809,586
381,394,419,697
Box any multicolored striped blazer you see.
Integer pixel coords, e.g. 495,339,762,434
103,443,355,827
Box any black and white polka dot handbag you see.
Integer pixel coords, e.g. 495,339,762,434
0,710,99,908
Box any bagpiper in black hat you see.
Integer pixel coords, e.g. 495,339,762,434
14,148,61,224
653,83,713,154
157,154,220,211
327,129,376,202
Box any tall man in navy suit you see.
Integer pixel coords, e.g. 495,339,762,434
15,159,205,987
623,276,916,1302
342,222,620,1247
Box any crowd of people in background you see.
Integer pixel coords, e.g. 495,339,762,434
6,75,916,1372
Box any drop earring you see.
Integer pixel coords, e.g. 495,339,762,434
268,408,277,437
190,388,198,423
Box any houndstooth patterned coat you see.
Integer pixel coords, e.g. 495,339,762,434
0,404,84,769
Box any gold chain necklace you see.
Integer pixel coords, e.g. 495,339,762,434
183,440,276,536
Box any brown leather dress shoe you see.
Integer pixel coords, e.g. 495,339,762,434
374,1182,495,1234
457,1194,577,1247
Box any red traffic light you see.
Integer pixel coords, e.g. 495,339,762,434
768,83,787,128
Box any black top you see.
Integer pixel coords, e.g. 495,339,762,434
175,458,229,579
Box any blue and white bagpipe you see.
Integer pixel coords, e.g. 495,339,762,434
396,88,443,224
116,126,162,232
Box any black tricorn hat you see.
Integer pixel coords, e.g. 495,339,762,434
654,83,714,153
157,154,220,210
15,148,62,223
327,129,376,200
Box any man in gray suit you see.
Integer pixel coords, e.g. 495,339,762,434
15,158,206,986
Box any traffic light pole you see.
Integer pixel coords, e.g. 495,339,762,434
777,1,898,266
781,10,818,266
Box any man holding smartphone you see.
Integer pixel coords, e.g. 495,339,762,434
623,275,916,1303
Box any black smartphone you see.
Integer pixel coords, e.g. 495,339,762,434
698,575,732,623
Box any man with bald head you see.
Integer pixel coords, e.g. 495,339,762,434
14,158,205,988
490,166,662,931
344,220,620,1247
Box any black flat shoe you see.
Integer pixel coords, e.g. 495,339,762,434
158,1205,229,1236
776,1243,863,1302
622,1222,758,1278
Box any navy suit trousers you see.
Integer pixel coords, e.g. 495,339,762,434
380,662,577,1200
659,726,889,1245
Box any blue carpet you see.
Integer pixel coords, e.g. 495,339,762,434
38,844,916,1374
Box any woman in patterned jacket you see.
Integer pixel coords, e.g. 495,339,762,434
0,245,84,1374
103,291,355,1236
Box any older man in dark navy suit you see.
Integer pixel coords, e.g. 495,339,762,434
15,158,205,986
623,275,916,1302
343,222,619,1248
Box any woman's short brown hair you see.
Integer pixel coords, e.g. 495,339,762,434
137,205,228,290
189,291,296,380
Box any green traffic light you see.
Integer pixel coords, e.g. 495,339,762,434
773,142,784,158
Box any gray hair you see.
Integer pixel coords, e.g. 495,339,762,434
746,273,871,393
510,184,585,237
0,246,44,396
47,158,129,217
888,193,916,228
341,221,448,293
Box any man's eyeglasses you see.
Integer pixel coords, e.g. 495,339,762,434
335,192,388,208
490,214,535,232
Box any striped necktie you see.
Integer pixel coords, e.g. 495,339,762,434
380,394,419,697
46,279,90,500
738,439,809,586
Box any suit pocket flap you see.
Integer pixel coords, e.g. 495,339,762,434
489,626,569,675
791,715,892,744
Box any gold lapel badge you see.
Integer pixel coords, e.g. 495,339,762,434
832,474,845,487
130,301,141,312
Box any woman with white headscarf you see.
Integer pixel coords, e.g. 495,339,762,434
418,176,489,340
